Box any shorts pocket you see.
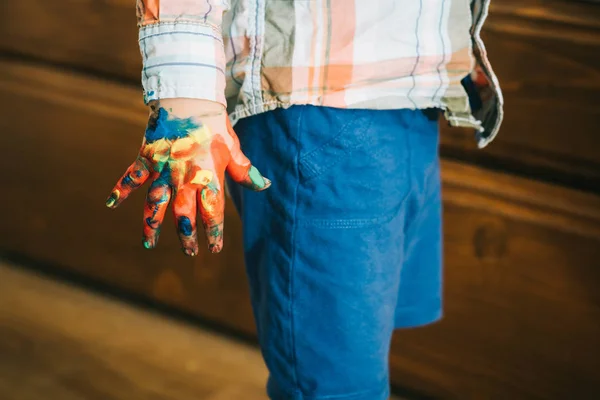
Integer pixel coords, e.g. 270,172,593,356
294,108,414,223
298,108,375,182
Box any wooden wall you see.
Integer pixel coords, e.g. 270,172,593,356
1,1,599,398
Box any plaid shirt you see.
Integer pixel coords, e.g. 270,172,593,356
137,0,503,147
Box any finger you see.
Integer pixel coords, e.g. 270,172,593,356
197,179,226,253
142,178,172,249
172,185,199,257
224,119,271,191
227,162,272,191
106,157,150,208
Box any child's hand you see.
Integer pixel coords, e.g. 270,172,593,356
105,99,270,256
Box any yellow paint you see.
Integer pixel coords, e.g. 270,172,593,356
190,125,212,144
191,170,213,186
170,137,196,155
145,139,171,164
201,190,214,213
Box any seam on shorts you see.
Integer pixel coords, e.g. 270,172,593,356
403,110,432,237
297,210,398,229
297,183,413,230
298,111,362,179
288,106,304,393
299,110,359,162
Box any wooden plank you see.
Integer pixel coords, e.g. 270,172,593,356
489,0,600,41
2,59,600,399
390,166,600,399
0,261,270,400
0,0,140,81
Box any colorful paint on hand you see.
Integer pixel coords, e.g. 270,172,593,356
106,105,270,256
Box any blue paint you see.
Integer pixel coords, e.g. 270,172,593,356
121,173,134,187
178,216,194,236
145,217,159,228
148,90,155,96
154,166,172,187
145,167,172,229
145,108,201,143
121,168,144,188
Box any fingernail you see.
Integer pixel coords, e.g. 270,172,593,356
209,243,222,253
105,191,119,208
248,166,267,189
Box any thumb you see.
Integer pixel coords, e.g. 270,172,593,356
225,118,271,191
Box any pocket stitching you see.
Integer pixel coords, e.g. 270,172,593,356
297,185,412,229
298,113,374,182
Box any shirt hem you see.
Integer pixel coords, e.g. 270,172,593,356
228,98,484,135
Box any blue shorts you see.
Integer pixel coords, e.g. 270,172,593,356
227,105,443,400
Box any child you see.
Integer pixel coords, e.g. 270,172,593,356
107,1,503,399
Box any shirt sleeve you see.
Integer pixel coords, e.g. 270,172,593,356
136,0,230,106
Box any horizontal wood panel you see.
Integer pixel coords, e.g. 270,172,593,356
392,172,600,399
1,0,600,191
0,0,140,81
0,263,270,400
2,60,600,399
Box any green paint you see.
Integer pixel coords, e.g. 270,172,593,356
207,182,219,193
105,193,117,208
248,166,266,189
154,159,168,174
200,184,219,207
208,225,222,239
143,241,152,249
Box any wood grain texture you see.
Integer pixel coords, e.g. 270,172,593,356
1,0,599,192
2,60,600,399
0,0,140,81
0,260,269,400
391,176,600,399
